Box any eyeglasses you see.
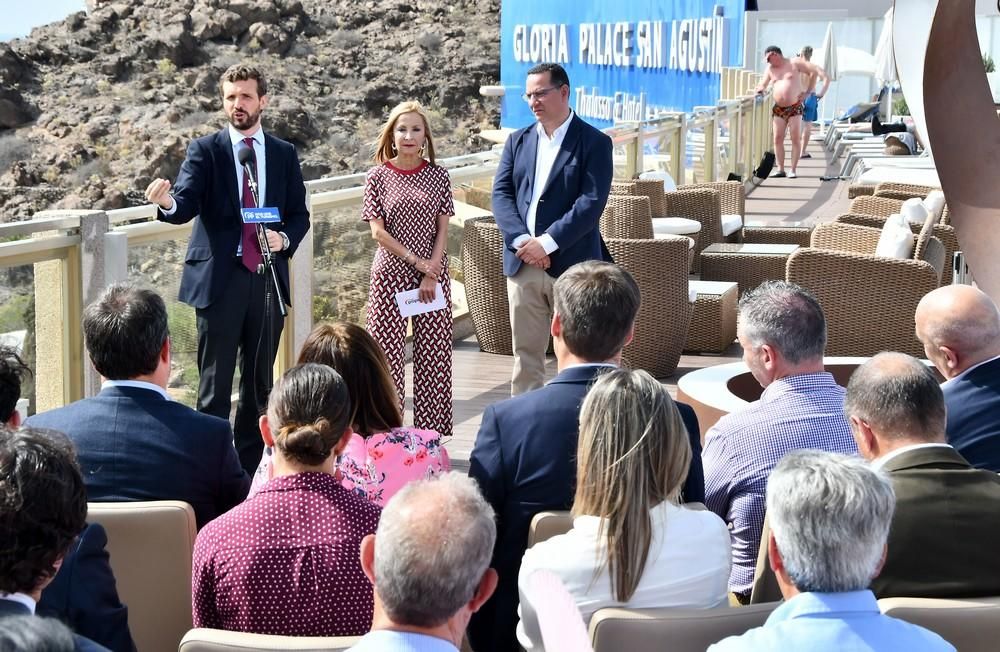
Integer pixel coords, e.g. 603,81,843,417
522,85,563,102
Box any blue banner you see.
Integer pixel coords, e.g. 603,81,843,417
241,207,281,224
500,0,745,129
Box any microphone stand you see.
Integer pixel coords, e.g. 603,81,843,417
241,161,287,420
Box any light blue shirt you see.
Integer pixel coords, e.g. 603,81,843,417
709,591,955,652
347,630,458,652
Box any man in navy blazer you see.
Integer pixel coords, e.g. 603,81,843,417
916,284,1000,471
492,62,613,395
145,63,310,473
0,427,111,652
27,284,249,529
468,262,705,652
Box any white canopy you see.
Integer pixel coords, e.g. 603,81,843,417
813,46,877,77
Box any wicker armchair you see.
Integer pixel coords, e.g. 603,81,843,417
606,236,692,378
873,181,941,201
836,212,958,285
664,188,722,273
786,222,945,357
461,216,512,355
601,195,654,239
683,181,745,242
851,194,951,226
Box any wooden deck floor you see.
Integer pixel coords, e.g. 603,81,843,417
408,143,851,470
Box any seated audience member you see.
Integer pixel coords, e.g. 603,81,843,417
192,363,381,636
710,451,954,652
0,346,132,652
915,285,1000,471
0,344,30,428
468,261,705,652
703,281,856,601
0,427,112,652
349,473,497,651
517,368,730,650
846,352,1000,598
26,283,249,528
250,322,449,505
0,615,80,651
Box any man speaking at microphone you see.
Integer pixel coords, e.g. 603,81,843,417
144,63,310,474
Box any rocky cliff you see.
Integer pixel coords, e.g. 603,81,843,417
0,0,500,218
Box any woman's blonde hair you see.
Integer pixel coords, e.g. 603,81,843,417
373,101,437,165
573,368,692,602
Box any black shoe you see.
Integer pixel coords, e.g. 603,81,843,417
772,170,787,178
800,152,812,159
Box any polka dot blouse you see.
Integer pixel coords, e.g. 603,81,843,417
191,471,381,636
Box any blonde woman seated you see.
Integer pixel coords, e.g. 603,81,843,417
516,368,731,650
192,363,381,636
249,322,449,506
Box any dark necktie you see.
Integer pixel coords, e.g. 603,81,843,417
241,137,262,273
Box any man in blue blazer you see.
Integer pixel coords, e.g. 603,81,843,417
492,62,613,395
145,64,310,473
915,284,1000,471
0,427,111,652
27,284,249,529
468,262,705,652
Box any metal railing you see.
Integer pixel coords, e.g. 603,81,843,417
0,66,770,414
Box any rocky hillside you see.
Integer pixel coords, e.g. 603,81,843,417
0,0,500,218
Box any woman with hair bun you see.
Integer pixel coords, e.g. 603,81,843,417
192,363,381,637
516,368,731,650
248,322,450,505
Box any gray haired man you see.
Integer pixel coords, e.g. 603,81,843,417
845,352,1000,599
710,451,953,651
703,281,856,600
349,473,498,651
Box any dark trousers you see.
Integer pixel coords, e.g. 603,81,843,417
195,259,284,474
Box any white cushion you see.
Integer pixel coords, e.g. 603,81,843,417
688,288,698,303
874,213,915,259
639,170,677,191
900,197,930,225
722,214,743,237
923,190,946,222
652,216,701,236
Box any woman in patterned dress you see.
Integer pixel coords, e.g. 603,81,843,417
248,322,450,505
363,101,455,437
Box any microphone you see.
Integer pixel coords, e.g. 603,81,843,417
237,145,259,207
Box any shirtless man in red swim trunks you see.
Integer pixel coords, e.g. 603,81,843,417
755,45,812,178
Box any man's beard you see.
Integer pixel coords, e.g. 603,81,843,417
229,107,261,130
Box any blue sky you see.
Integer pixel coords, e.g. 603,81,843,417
2,0,86,41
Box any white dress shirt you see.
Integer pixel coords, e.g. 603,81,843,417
513,111,575,255
101,379,171,401
871,443,955,471
516,500,731,651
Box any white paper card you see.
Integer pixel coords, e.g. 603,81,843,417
395,283,446,317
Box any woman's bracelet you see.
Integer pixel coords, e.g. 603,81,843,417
403,249,415,265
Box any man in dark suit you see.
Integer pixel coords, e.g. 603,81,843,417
0,427,111,652
846,352,1000,598
915,284,1000,471
27,284,249,529
468,261,705,652
492,62,613,395
145,63,310,472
